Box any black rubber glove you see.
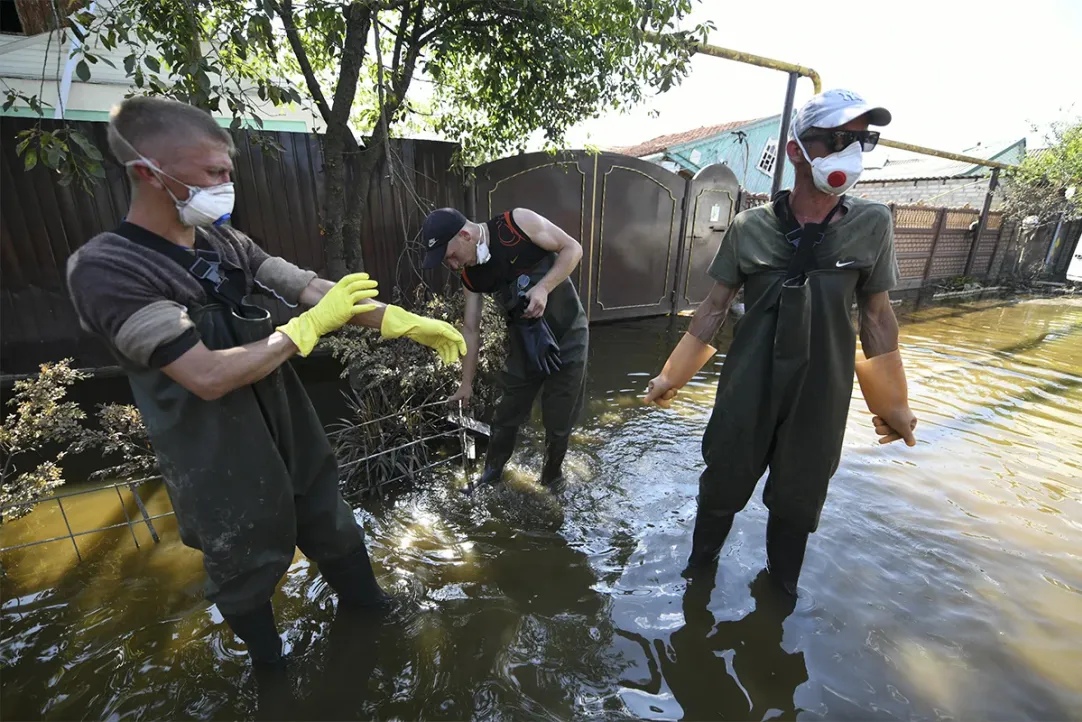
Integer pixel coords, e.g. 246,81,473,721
509,296,562,376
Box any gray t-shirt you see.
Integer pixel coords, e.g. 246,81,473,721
708,196,899,295
67,224,317,369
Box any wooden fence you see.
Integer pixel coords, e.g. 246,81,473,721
741,192,1021,292
1,117,465,375
0,118,1050,377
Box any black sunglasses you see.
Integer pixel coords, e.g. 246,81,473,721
800,129,880,153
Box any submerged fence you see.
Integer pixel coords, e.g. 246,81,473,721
0,404,488,561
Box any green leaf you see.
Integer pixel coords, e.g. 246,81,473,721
230,117,242,130
75,60,91,82
58,175,74,188
145,56,161,73
16,135,32,155
124,54,136,74
100,57,117,69
3,98,13,112
90,163,107,179
24,149,38,171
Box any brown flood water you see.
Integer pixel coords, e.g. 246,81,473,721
2,295,1081,720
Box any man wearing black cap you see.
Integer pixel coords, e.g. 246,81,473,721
421,207,589,489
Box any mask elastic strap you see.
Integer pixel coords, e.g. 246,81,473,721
116,130,193,205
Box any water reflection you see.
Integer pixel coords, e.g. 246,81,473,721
620,571,808,721
3,294,1082,720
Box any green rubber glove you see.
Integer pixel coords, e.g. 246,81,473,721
381,304,468,365
277,273,379,356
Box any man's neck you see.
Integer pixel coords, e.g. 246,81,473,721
788,182,843,226
125,204,196,248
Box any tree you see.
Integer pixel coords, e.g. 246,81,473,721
1004,119,1082,224
6,0,710,278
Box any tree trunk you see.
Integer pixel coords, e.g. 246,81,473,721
322,124,350,279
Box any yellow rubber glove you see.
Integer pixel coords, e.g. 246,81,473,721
644,332,718,408
381,304,468,365
276,273,379,356
854,349,918,446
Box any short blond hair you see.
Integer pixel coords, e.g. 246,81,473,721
107,96,235,164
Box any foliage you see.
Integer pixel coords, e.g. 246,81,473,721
1004,119,1082,223
70,404,159,481
323,284,508,498
7,0,710,274
0,360,89,523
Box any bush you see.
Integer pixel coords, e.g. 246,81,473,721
322,285,508,498
0,360,89,524
70,404,159,482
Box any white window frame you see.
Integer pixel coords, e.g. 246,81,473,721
757,138,779,177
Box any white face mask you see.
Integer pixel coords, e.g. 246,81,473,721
118,133,234,227
475,225,492,265
795,137,864,195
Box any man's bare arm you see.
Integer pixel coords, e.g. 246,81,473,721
859,291,899,358
449,291,483,403
162,332,299,401
688,281,742,344
512,208,582,291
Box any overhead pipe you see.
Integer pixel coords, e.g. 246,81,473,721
644,32,1017,174
643,31,822,93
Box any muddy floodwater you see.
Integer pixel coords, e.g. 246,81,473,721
2,295,1081,720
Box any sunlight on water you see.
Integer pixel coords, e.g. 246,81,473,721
3,294,1081,720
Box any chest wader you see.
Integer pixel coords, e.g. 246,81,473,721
468,223,589,490
121,239,386,663
686,194,859,596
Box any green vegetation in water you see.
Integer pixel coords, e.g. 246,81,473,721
1,360,159,525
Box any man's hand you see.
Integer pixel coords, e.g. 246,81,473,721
447,383,473,406
277,273,379,356
872,412,917,446
644,374,679,407
380,305,468,365
523,285,549,319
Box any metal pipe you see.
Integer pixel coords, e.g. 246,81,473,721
771,72,798,197
965,168,1000,276
645,32,822,93
645,33,1020,175
877,138,1015,171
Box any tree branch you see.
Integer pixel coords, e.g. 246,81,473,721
273,0,332,123
330,1,372,128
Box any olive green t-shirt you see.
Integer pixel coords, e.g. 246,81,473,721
708,196,899,295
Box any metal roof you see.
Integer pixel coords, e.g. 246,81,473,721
609,116,774,158
861,140,1024,181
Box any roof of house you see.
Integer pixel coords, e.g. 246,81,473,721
609,117,774,158
861,139,1025,182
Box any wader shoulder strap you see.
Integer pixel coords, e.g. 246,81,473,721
773,191,845,285
124,226,247,309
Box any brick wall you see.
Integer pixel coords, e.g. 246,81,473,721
853,177,1005,210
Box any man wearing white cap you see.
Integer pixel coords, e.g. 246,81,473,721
644,89,918,596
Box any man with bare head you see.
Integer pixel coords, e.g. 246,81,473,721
67,96,466,665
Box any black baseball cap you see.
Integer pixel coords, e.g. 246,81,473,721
421,208,469,269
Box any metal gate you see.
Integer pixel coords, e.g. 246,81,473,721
471,151,740,322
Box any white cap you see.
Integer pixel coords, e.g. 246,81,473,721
791,89,891,139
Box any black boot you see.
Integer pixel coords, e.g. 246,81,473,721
765,514,810,598
682,508,735,578
222,600,283,665
319,545,390,610
539,437,569,490
478,425,518,486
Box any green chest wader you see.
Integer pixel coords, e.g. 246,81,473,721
481,255,590,489
118,239,382,622
686,194,862,588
